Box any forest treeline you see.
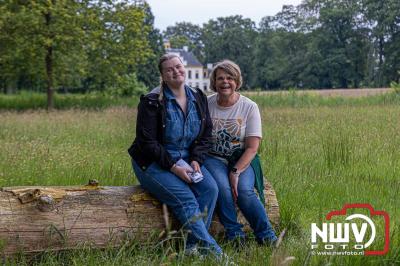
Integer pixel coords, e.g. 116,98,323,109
1,0,399,98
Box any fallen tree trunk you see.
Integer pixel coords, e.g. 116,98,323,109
0,181,279,255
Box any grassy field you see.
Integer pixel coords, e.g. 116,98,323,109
0,94,399,265
1,89,400,110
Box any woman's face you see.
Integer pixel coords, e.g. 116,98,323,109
161,57,186,87
215,69,237,97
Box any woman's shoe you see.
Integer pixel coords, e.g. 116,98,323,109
257,228,287,249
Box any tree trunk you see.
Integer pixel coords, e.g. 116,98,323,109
0,181,279,256
44,11,54,110
377,36,384,87
46,45,54,110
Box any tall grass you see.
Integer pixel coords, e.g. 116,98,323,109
0,108,136,186
0,97,399,265
259,106,400,265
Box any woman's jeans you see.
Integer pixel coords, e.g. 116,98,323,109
132,159,222,255
204,156,277,242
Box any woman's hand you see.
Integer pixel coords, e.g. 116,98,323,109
170,164,192,183
229,172,240,201
190,161,202,174
228,136,260,201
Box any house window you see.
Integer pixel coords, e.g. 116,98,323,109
189,82,192,87
188,70,192,79
203,84,207,91
195,70,199,79
203,71,207,78
195,82,199,88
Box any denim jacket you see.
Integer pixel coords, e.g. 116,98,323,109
128,86,213,171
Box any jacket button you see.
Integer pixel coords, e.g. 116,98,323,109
142,166,146,170
163,125,166,128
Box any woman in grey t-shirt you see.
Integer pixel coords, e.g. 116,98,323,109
204,60,278,246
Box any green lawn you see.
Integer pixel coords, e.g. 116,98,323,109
0,97,399,265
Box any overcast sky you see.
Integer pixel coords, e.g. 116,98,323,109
145,0,303,31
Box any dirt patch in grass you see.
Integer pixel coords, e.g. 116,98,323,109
244,88,392,98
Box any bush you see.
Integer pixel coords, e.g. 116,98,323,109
106,73,148,97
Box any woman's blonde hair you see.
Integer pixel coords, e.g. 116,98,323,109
209,60,242,92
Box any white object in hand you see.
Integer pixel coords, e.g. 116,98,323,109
175,159,204,183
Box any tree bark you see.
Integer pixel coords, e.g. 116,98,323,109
0,181,279,256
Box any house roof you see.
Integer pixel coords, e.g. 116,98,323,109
167,48,203,67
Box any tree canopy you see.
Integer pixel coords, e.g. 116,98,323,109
1,0,399,99
162,0,400,89
0,0,154,108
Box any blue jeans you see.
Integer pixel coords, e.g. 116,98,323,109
131,159,222,255
203,156,277,242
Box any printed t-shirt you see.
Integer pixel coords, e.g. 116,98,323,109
207,93,262,159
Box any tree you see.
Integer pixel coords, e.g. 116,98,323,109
202,16,257,88
362,0,400,86
254,30,308,89
163,22,203,62
266,0,371,89
254,6,308,89
0,0,154,106
84,0,153,91
0,0,89,108
136,2,164,89
0,2,41,93
307,0,370,88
